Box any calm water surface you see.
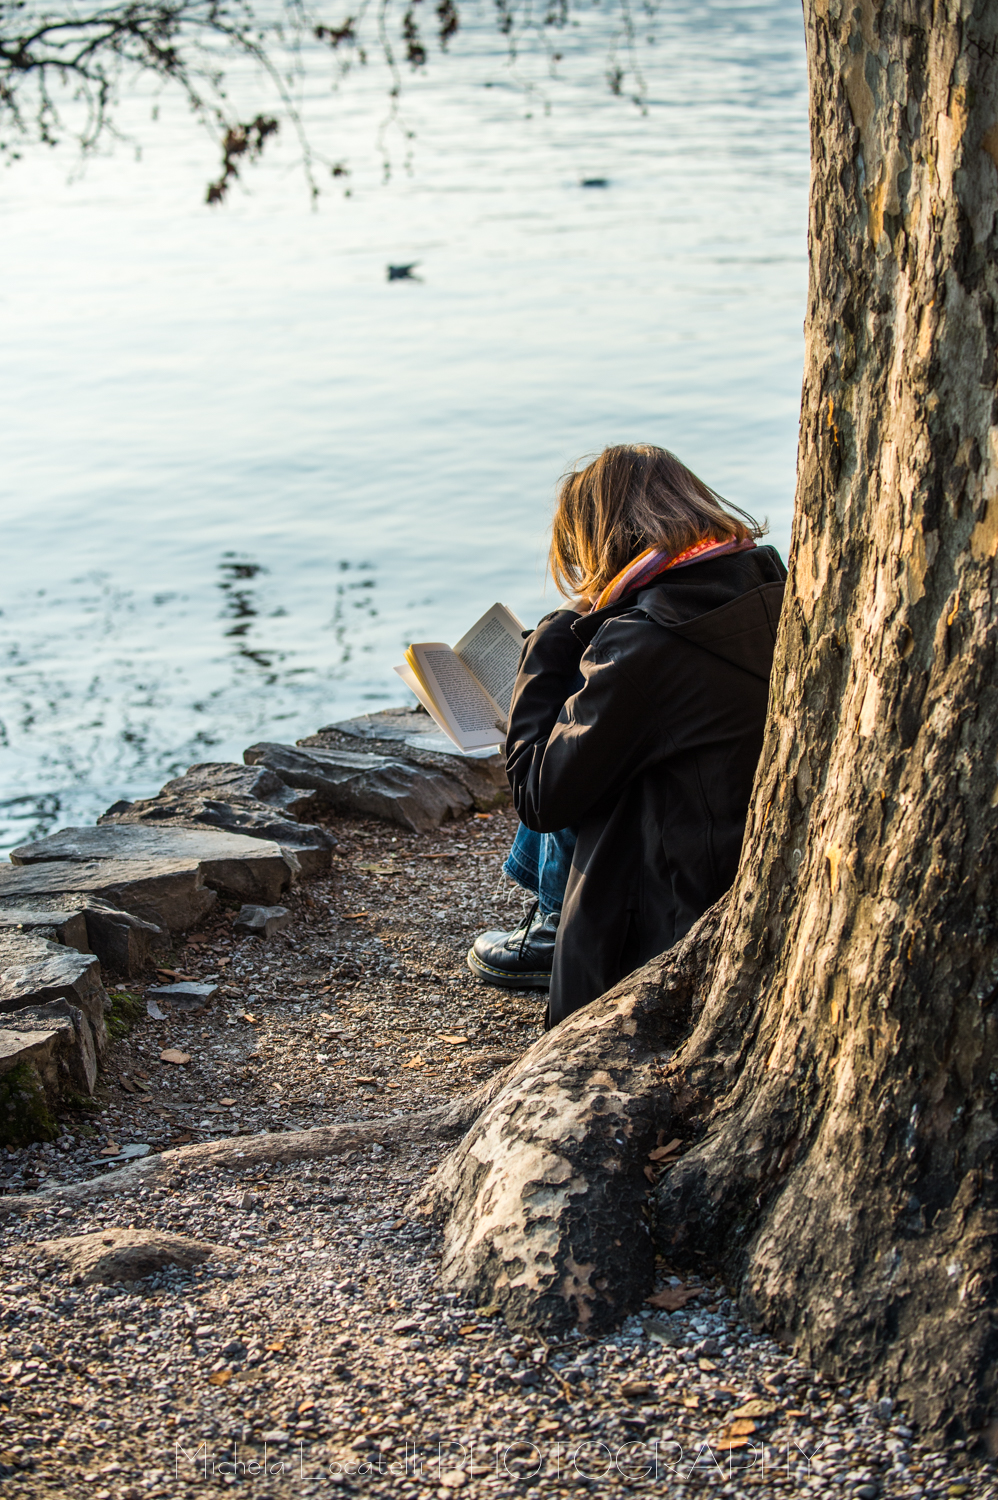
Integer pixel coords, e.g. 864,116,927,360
0,0,808,855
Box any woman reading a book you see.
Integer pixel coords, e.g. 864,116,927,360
467,443,786,1028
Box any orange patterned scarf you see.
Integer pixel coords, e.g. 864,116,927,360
591,535,757,613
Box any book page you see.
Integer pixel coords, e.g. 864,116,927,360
453,602,526,719
393,660,450,732
395,646,504,752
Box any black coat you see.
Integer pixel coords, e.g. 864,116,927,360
505,545,786,1025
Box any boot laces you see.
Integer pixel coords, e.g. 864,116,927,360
516,900,539,960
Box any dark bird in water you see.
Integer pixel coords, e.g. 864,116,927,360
581,177,609,188
387,263,422,281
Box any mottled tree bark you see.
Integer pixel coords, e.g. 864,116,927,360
414,908,724,1332
652,0,998,1441
421,0,998,1441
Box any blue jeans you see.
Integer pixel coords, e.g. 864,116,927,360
503,823,578,917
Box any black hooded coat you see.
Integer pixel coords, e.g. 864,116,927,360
504,544,787,1025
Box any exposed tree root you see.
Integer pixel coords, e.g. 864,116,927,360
0,1061,521,1218
411,905,726,1334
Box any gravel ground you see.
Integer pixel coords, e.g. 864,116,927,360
1,807,996,1497
2,808,536,1191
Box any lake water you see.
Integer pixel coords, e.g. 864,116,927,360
0,0,808,856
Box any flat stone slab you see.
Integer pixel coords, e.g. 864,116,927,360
0,858,216,935
233,904,292,939
153,761,319,818
0,999,98,1099
0,932,110,1058
327,707,506,764
302,716,509,812
76,900,167,977
243,742,474,834
36,1228,238,1285
145,982,218,1012
101,761,334,878
11,824,295,907
323,707,439,743
0,904,90,953
0,896,166,977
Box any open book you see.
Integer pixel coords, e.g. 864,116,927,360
393,602,526,753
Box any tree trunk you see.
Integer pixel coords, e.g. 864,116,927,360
652,0,998,1441
420,0,998,1443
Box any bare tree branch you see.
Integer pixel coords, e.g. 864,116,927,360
0,0,656,199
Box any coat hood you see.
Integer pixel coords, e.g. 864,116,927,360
648,579,785,681
571,543,786,681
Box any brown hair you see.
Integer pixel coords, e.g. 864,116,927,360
549,443,764,601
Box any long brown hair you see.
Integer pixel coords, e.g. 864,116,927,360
549,444,764,601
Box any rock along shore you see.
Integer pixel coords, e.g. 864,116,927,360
0,707,509,1139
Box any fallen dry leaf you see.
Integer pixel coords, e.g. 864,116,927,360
208,1371,231,1386
265,1340,287,1352
160,1049,191,1066
343,912,369,920
417,852,457,859
119,1077,136,1094
698,1358,718,1372
99,1143,120,1157
437,1034,468,1045
218,1098,237,1107
646,1284,701,1311
724,1419,758,1438
402,1055,425,1069
728,1398,778,1420
643,1165,657,1184
648,1138,683,1162
156,968,198,981
680,1395,700,1410
355,1076,378,1085
716,1437,750,1452
620,1380,654,1399
458,1325,478,1336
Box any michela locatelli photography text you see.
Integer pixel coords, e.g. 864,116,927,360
3,0,998,1494
175,1436,829,1484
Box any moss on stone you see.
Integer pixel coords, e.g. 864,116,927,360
0,1062,58,1147
61,1089,99,1114
107,989,144,1040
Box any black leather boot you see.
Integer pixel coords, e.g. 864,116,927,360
467,903,559,990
